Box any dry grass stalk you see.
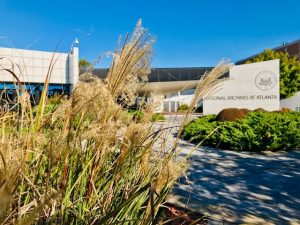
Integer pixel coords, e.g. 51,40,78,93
176,60,232,138
189,59,232,111
106,19,155,106
0,20,186,225
0,20,229,225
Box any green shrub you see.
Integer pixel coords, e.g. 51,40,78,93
32,103,56,115
48,93,65,105
151,113,166,122
123,109,145,122
132,110,144,122
182,115,217,144
182,112,300,151
178,104,189,111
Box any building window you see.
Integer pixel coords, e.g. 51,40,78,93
296,107,300,112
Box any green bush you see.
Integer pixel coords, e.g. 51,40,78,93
132,110,144,122
178,104,189,111
182,112,300,151
182,115,217,142
151,113,166,122
33,103,56,115
123,109,145,122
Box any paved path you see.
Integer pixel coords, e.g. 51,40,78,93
156,115,300,225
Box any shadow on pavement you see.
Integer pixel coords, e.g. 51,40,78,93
171,145,300,224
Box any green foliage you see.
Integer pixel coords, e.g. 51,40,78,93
79,58,92,70
182,112,300,151
33,103,55,115
133,110,144,121
125,109,145,122
47,93,66,105
151,113,166,122
178,104,189,111
182,115,218,143
124,111,166,122
247,49,300,99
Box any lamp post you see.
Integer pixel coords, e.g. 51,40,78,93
70,37,80,53
282,41,287,53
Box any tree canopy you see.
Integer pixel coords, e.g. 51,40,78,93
247,49,300,99
79,59,92,70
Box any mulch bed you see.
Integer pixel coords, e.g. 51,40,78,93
157,203,208,225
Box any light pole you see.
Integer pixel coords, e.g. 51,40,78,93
70,37,80,53
282,41,287,53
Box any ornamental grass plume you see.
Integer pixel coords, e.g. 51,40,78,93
106,19,154,106
0,20,185,225
177,60,232,138
189,59,232,112
0,19,229,224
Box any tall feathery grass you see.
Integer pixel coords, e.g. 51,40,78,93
0,20,229,224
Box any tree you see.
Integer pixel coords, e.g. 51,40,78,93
247,49,300,99
79,59,92,70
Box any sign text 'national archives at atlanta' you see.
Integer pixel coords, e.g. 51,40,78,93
205,94,278,101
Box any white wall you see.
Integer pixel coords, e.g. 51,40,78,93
160,89,196,112
0,47,79,88
280,92,300,112
203,60,280,115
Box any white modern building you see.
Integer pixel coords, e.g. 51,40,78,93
1,40,299,113
0,46,79,102
280,92,300,112
92,61,300,113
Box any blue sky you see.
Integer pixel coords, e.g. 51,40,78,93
0,0,300,67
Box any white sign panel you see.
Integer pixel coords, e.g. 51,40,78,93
203,59,280,115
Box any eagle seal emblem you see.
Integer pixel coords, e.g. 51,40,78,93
255,71,277,91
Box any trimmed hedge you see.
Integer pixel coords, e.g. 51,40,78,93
182,112,300,151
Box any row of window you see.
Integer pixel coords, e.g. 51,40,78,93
0,83,70,93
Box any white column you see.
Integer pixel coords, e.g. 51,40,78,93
69,47,79,92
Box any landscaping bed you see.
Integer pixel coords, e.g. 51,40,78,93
157,203,208,225
182,110,300,151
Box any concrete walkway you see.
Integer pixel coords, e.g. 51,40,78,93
156,115,300,224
